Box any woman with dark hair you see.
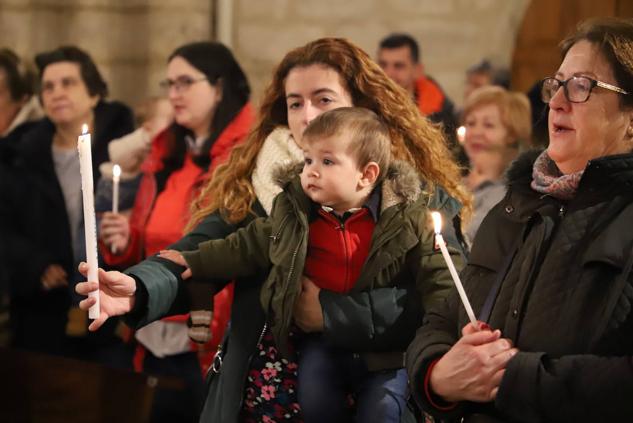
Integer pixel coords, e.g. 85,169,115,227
77,37,468,422
407,17,633,422
97,41,253,423
4,45,134,357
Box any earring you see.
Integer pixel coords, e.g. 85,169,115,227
628,126,633,138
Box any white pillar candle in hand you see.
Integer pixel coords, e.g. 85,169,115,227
77,124,100,319
110,164,122,254
431,211,478,327
112,164,121,214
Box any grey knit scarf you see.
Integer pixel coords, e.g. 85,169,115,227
531,150,584,200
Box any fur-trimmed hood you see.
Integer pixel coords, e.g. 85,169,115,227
272,159,425,211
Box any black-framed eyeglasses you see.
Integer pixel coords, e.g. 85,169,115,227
159,76,207,92
541,76,629,104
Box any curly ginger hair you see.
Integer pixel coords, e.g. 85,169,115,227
187,37,470,229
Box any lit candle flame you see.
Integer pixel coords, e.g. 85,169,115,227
456,125,466,144
431,211,442,234
81,124,89,135
112,164,121,178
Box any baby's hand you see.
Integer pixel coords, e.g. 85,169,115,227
158,250,192,279
159,249,186,265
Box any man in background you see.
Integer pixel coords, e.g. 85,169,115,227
463,58,511,101
377,33,456,133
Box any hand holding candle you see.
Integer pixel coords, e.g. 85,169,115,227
431,211,478,327
77,124,100,320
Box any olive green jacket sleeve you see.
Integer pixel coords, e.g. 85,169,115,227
125,210,242,327
182,216,273,281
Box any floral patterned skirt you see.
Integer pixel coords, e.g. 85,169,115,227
240,328,303,422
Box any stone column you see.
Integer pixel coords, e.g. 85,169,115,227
0,0,212,109
231,0,530,107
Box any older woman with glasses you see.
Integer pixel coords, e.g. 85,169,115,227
406,17,633,422
97,41,253,423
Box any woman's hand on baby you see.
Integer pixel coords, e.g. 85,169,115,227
158,250,192,279
158,249,186,265
293,276,324,332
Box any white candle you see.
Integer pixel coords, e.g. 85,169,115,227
112,164,121,214
77,124,100,320
431,211,478,327
110,164,121,254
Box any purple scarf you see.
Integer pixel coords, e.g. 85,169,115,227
531,151,584,200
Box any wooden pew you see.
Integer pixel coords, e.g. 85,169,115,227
0,347,162,423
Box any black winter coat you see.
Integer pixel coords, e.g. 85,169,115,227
3,100,133,354
407,150,633,422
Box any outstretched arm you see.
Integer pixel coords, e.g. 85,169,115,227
122,210,245,326
181,216,273,280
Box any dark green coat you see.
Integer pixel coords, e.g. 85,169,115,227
184,161,465,364
127,162,465,423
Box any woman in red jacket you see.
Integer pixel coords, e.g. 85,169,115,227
98,41,253,423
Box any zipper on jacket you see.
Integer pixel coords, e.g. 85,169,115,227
269,214,290,243
256,322,268,347
282,240,301,306
241,234,300,412
558,204,566,217
336,222,352,291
